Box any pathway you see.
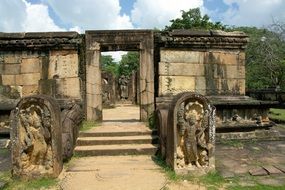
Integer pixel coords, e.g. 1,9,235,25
60,104,169,190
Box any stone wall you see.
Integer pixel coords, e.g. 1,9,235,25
0,32,83,102
156,30,248,96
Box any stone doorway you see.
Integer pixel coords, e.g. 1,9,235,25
85,30,154,122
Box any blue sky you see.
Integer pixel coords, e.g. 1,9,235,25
1,0,285,33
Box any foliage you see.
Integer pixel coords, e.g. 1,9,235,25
147,112,157,129
231,25,285,90
100,55,119,76
0,171,58,190
118,52,139,77
269,108,285,122
79,120,97,131
219,139,244,149
164,8,226,31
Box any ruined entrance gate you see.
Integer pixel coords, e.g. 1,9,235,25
85,30,154,121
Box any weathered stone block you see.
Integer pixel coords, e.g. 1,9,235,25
160,50,204,63
49,50,79,79
159,62,204,76
4,52,21,64
195,77,206,95
22,85,38,96
2,64,21,75
38,79,56,97
16,73,41,85
159,76,195,96
10,95,62,179
206,64,245,79
2,75,16,85
205,51,239,65
21,58,41,73
55,77,81,99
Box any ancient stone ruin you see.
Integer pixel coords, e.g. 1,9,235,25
10,95,62,179
0,29,280,178
157,92,215,174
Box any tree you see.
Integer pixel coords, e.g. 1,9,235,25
118,52,139,77
100,55,119,76
232,25,285,90
165,8,226,31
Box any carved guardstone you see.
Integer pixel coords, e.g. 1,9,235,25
167,92,215,174
10,95,62,179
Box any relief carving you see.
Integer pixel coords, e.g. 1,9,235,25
10,95,62,179
176,99,214,169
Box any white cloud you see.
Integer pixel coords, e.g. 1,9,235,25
23,1,64,32
0,0,64,32
221,0,285,27
102,51,128,62
131,0,204,29
44,0,133,30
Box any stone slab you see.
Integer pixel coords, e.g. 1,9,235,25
274,165,285,173
2,64,20,75
159,76,195,96
263,166,284,175
249,167,268,176
60,156,167,190
22,85,38,96
160,50,204,63
2,75,16,85
159,62,204,76
4,53,21,64
56,77,81,99
21,58,41,73
16,73,41,85
49,50,79,79
205,51,241,65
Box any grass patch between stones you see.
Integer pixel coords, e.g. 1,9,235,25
269,108,285,122
0,171,58,190
79,120,98,131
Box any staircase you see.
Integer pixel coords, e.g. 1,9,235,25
74,122,158,156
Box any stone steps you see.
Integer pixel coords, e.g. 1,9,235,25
79,130,157,137
75,124,158,156
74,144,158,156
77,135,158,146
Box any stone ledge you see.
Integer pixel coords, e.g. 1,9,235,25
0,32,82,50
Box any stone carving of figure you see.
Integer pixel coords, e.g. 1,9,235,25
118,75,129,100
19,104,52,173
177,101,212,168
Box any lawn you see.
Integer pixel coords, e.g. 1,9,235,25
269,108,285,122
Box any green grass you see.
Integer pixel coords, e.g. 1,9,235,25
152,156,180,181
0,149,9,157
0,171,58,190
79,120,98,131
219,139,244,149
269,108,285,122
153,156,285,190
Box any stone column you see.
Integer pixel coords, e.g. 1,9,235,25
139,37,154,121
86,42,102,121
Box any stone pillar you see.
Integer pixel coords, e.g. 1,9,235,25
139,38,154,121
10,95,62,179
86,42,102,121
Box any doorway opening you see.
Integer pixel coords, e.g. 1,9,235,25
85,30,154,122
100,51,140,122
